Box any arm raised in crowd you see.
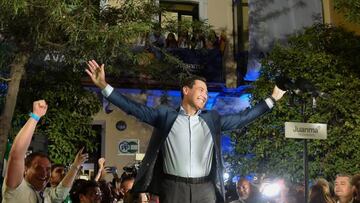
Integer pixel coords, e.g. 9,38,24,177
94,158,106,182
46,148,88,202
5,100,48,189
60,148,88,188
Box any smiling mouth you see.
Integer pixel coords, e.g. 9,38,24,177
198,98,206,103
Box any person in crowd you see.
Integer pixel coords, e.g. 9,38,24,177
94,157,116,203
272,179,296,203
120,175,135,199
202,30,223,82
177,31,191,49
292,183,306,203
316,178,334,197
111,177,122,202
70,180,102,203
219,30,227,55
205,30,219,50
148,24,165,48
147,24,166,60
46,148,88,203
49,164,66,188
2,100,49,203
114,174,136,203
230,178,264,203
352,174,360,203
85,60,286,203
94,158,106,182
70,179,87,202
309,178,336,203
1,100,87,203
191,31,205,50
165,32,178,49
334,174,354,203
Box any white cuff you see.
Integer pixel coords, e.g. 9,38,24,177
101,84,114,98
265,98,274,109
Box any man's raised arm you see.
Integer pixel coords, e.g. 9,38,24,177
5,100,48,189
85,59,160,126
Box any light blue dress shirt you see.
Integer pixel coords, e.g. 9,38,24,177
162,106,214,178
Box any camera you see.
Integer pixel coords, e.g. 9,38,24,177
122,162,141,178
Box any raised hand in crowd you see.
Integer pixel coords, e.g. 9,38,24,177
61,147,88,188
94,157,106,182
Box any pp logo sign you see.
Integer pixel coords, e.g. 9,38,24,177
118,139,139,155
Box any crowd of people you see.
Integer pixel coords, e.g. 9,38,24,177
1,56,285,203
227,174,360,203
137,26,226,52
134,28,226,82
0,100,153,203
1,56,357,203
2,99,360,203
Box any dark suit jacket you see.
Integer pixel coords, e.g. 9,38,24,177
107,90,271,202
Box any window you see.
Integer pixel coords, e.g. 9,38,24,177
160,1,199,26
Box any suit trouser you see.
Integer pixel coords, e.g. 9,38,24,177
159,178,217,203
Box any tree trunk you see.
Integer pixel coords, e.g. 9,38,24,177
0,53,28,171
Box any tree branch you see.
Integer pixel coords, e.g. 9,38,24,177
42,41,66,49
0,77,11,82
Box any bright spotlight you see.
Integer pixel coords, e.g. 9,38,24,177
260,182,281,198
223,172,230,181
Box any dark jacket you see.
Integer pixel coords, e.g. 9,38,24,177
107,90,271,202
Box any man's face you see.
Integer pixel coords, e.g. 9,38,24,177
237,180,251,200
80,186,102,203
25,156,51,191
50,166,66,187
120,179,134,195
183,80,208,111
335,176,353,199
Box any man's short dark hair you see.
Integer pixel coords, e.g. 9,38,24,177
70,179,99,203
78,180,99,195
25,152,50,168
180,75,206,99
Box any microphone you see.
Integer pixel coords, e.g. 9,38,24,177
294,78,328,98
275,76,328,98
275,76,296,91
